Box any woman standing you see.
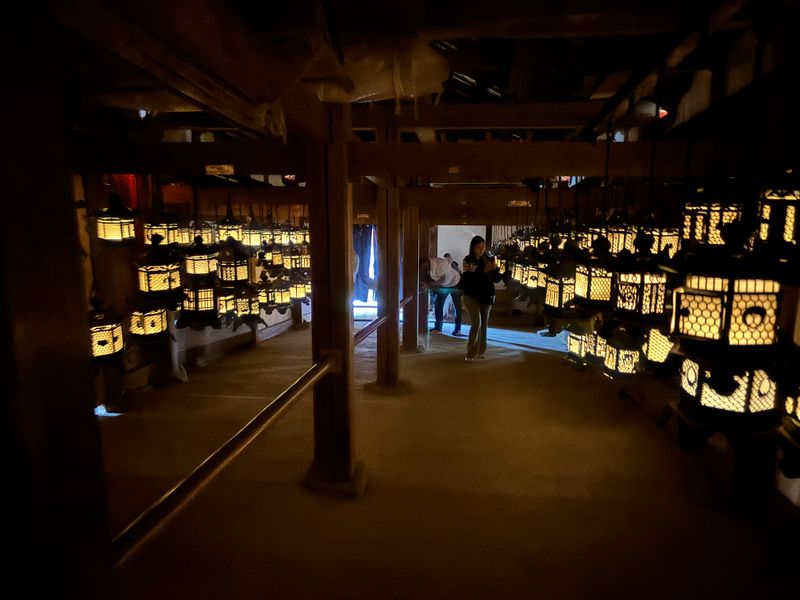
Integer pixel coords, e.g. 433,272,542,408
460,235,503,362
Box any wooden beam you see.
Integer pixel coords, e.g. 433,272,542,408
352,102,604,131
376,187,401,388
305,105,362,490
350,141,735,179
70,138,306,176
56,0,324,139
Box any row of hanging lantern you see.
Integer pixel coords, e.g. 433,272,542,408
88,191,312,358
501,181,800,447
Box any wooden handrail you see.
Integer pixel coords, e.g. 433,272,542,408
112,357,335,568
354,294,414,346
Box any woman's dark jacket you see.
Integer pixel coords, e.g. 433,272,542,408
460,255,503,304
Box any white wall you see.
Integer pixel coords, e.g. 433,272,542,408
435,225,487,263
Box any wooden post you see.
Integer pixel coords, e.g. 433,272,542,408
376,186,401,388
418,217,431,345
402,205,419,352
305,105,364,494
2,22,113,594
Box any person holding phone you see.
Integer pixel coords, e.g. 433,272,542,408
460,235,503,362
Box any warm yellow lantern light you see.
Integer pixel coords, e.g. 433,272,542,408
607,224,637,255
217,294,235,314
575,264,612,303
271,246,284,267
680,358,777,415
182,287,215,312
584,332,607,362
290,282,306,299
545,274,575,310
639,226,680,258
193,222,216,245
89,309,124,357
96,193,135,242
242,222,265,248
234,287,260,317
642,328,672,363
176,224,193,245
757,189,799,245
305,280,312,296
130,308,168,336
682,202,742,245
603,345,639,375
675,275,779,346
138,264,181,293
785,395,800,422
567,332,587,362
614,271,666,316
143,221,179,245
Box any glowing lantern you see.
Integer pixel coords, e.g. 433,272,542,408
638,226,680,258
674,274,780,347
305,280,312,296
192,221,216,245
567,332,588,364
682,201,742,246
679,358,779,424
290,282,306,300
275,281,292,306
574,262,612,306
584,332,607,365
217,293,235,315
184,236,218,276
175,223,193,245
613,267,667,319
784,394,800,425
257,284,273,307
511,261,524,284
137,236,181,296
242,220,266,248
143,219,179,245
756,189,799,246
234,285,261,318
96,192,135,242
602,326,640,377
130,308,168,336
181,286,216,313
217,239,250,285
606,224,637,255
301,245,311,269
642,327,673,364
88,307,123,357
271,245,284,267
544,264,575,313
287,245,303,272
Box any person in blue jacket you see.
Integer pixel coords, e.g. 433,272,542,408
460,235,503,362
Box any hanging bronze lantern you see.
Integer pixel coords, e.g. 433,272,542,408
544,262,575,314
639,226,680,258
642,327,673,365
242,219,266,248
681,196,743,246
234,285,261,318
88,305,124,358
192,221,216,245
96,192,135,242
129,307,168,337
217,293,236,315
143,218,179,245
137,235,182,300
575,262,612,307
756,188,799,247
178,283,219,329
602,325,641,378
583,331,607,367
679,357,780,428
217,238,251,285
175,223,194,245
300,244,311,269
606,223,637,255
674,271,780,349
184,236,219,276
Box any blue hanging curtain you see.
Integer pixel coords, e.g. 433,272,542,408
353,224,374,301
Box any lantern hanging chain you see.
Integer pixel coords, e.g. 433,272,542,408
649,64,665,219
534,187,540,230
602,118,612,216
744,3,769,223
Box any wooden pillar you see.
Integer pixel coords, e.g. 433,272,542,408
401,205,419,352
376,186,401,387
2,16,113,595
418,217,431,343
305,105,364,493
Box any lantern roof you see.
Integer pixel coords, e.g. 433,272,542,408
217,237,251,261
185,235,218,256
139,234,181,265
97,192,136,218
